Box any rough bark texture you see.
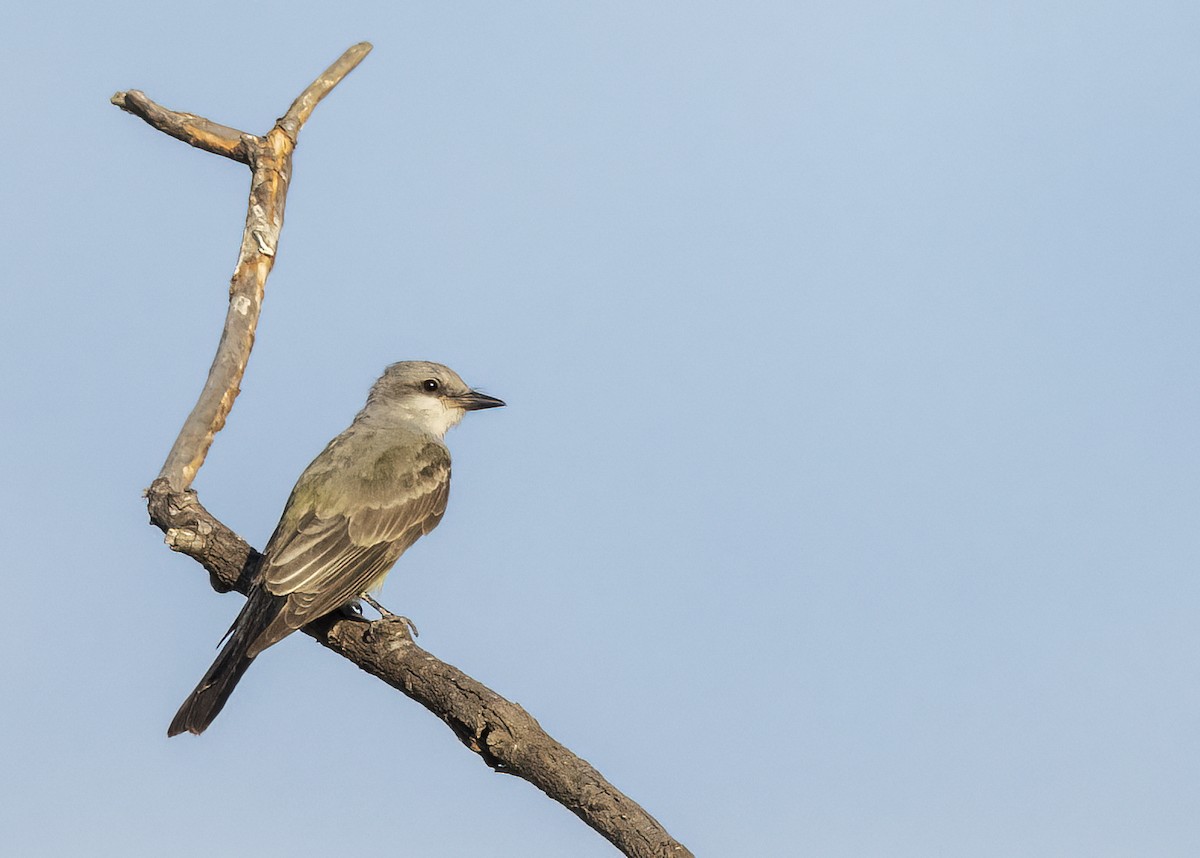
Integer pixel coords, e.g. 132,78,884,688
118,44,692,858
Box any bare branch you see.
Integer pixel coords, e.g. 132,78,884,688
110,90,250,162
321,616,691,858
140,44,371,491
121,44,693,858
153,142,280,491
277,41,373,140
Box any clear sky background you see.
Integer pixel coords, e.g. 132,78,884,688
2,3,1197,856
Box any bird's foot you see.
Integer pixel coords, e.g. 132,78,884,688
361,593,419,638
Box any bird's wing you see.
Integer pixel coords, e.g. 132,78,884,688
245,434,451,656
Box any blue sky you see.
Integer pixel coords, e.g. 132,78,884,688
3,3,1198,856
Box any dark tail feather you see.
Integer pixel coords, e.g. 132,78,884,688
168,589,284,737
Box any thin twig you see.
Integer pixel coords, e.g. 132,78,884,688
278,41,373,140
110,90,250,162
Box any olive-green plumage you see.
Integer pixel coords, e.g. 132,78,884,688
168,361,503,737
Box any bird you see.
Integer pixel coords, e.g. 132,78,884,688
168,360,504,736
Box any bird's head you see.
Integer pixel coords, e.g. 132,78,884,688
362,360,504,437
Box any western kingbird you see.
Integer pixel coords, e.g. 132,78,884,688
168,360,504,736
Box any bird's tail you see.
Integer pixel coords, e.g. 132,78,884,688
167,589,284,737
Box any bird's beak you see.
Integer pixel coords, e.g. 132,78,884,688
453,390,506,411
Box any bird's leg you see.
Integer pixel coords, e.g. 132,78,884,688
361,593,419,638
360,593,391,617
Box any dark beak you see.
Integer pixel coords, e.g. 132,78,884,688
455,390,506,411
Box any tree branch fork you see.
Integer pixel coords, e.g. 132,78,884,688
117,44,691,858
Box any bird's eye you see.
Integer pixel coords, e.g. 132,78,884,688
422,379,440,392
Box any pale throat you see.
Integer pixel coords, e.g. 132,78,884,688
388,398,465,438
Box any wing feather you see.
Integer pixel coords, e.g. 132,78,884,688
245,431,451,656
